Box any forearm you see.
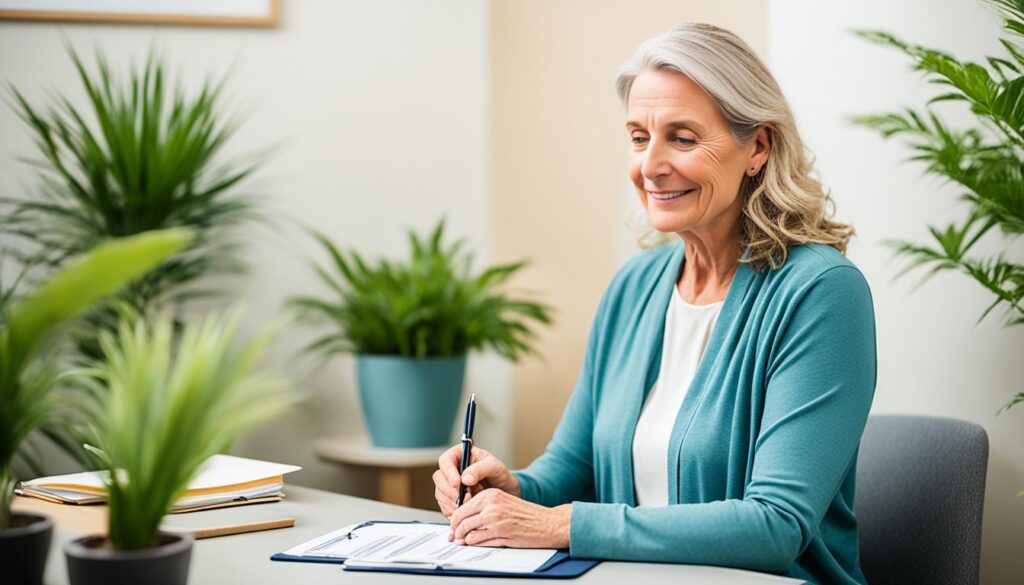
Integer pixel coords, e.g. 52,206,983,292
569,499,804,573
514,452,594,507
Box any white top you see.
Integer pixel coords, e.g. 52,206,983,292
631,287,723,507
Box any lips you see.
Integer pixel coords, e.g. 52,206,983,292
647,188,696,201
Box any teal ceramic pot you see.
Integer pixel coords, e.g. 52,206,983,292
357,355,467,447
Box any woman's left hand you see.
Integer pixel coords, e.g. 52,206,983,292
448,488,572,549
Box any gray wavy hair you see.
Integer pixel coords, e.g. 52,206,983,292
615,22,854,271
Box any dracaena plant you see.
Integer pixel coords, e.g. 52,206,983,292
852,0,1024,413
290,219,553,360
0,228,194,530
76,309,295,550
4,46,261,360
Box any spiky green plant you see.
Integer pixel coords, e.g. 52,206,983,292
4,46,260,359
0,228,194,529
76,310,294,549
290,219,552,360
852,0,1024,413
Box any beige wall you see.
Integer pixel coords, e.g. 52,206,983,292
490,0,767,466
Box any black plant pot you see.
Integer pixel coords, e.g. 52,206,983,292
65,532,193,585
0,512,53,585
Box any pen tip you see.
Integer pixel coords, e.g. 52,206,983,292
470,393,476,402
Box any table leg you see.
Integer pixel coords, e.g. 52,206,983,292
378,468,412,506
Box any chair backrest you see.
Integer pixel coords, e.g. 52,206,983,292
855,414,988,585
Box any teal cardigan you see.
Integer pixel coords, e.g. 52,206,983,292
513,241,876,585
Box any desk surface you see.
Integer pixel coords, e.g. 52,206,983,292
31,485,804,585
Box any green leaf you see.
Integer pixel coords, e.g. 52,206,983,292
80,310,294,549
0,228,192,528
289,220,553,360
7,229,194,359
3,45,261,361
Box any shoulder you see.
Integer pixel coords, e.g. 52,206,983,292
766,243,871,297
775,243,859,278
761,244,874,329
601,242,680,304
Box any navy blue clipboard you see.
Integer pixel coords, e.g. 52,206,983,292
270,520,599,579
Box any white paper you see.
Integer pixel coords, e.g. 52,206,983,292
281,523,362,558
291,522,557,573
22,455,300,494
186,455,300,490
17,486,104,503
22,471,106,491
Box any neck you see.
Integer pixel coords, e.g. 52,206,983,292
676,224,741,305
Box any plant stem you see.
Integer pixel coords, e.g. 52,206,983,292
0,465,14,530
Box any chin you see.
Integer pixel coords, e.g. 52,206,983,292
646,209,693,234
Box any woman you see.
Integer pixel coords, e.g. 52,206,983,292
434,22,875,585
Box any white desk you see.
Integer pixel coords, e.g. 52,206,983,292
26,486,805,584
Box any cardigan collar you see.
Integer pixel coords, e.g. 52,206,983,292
621,240,756,506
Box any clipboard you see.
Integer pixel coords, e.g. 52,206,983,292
271,520,600,579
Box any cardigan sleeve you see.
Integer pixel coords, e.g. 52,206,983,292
569,265,877,573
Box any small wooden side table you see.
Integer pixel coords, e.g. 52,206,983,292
313,436,446,507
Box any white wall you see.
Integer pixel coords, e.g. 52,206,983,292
768,0,1024,582
0,0,509,503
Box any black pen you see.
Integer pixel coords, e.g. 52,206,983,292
456,393,477,507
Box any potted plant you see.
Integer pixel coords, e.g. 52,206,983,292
0,228,194,585
64,309,295,585
5,48,263,357
290,219,552,448
4,45,266,471
852,0,1024,485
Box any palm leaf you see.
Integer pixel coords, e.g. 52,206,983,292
3,46,261,361
853,1,1024,417
80,310,294,549
0,228,193,528
290,220,553,360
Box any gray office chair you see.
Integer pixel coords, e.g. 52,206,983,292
855,414,988,585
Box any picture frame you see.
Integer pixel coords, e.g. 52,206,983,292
0,0,281,27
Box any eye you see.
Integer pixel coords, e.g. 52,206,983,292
630,135,648,146
674,136,696,146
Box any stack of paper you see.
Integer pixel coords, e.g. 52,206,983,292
17,455,301,513
282,521,558,573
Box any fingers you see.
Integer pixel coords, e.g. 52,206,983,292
465,526,506,548
460,451,503,488
448,487,490,540
437,445,464,489
433,470,457,518
435,470,488,518
451,502,491,541
433,469,458,501
464,527,505,547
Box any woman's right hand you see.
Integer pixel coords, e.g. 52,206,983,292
434,444,520,518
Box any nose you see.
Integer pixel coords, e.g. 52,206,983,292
639,137,672,182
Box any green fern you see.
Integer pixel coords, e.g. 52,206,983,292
290,219,553,361
852,0,1024,413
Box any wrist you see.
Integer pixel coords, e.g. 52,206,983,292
549,504,572,549
506,471,522,498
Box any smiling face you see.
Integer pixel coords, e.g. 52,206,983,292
627,69,767,241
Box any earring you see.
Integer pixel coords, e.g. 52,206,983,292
748,166,757,176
